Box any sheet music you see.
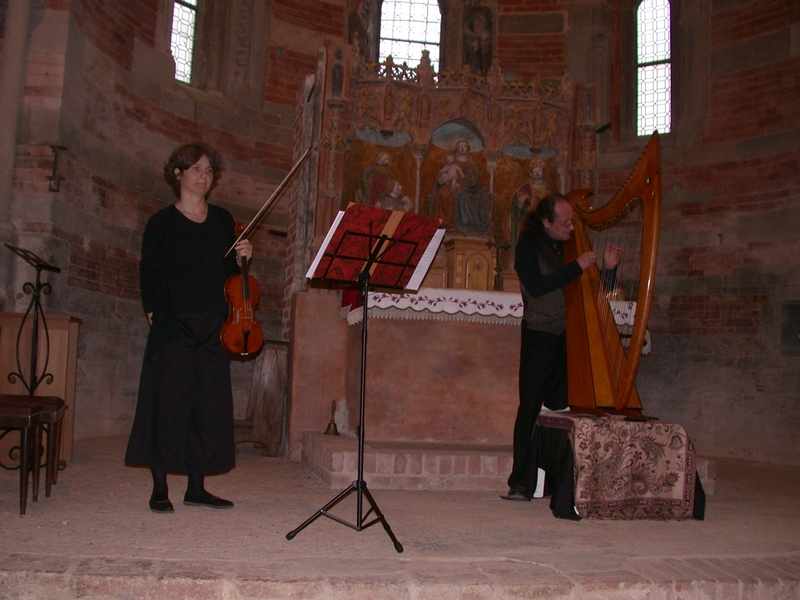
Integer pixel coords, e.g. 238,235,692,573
307,204,441,289
405,228,445,291
306,210,345,279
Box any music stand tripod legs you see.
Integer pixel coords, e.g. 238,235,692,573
286,242,404,553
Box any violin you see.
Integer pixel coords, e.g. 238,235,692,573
221,224,264,356
219,147,313,355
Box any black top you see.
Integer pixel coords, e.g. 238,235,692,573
515,233,582,298
140,203,240,357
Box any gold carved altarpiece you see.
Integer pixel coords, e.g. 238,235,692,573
299,43,598,291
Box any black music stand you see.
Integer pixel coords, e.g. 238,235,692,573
4,244,62,395
286,205,443,553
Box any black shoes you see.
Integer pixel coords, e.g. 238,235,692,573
183,492,234,509
501,489,530,501
555,509,582,521
148,492,233,511
149,497,175,513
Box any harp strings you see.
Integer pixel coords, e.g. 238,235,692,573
584,199,644,382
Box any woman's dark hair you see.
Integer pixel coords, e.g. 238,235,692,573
163,143,223,197
519,193,569,239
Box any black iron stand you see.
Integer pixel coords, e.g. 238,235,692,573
286,235,403,553
1,244,61,472
3,245,61,396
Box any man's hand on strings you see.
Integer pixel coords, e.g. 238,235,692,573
577,251,597,271
604,243,621,269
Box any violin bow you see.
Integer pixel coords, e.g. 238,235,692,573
225,145,314,258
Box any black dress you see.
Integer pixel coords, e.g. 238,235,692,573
125,204,240,474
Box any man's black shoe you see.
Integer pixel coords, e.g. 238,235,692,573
555,510,582,521
501,490,530,501
183,492,234,509
149,497,174,513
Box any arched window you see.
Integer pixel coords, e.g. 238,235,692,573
636,0,671,135
379,0,442,70
170,0,198,83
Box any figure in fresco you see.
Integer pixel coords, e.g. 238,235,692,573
463,9,492,76
428,154,464,230
379,180,413,212
509,157,552,253
353,152,391,206
348,0,372,59
453,139,493,237
437,153,465,189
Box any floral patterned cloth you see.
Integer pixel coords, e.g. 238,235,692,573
537,412,698,519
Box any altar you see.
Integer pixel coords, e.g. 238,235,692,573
286,286,651,461
344,287,649,353
286,287,522,459
341,288,522,445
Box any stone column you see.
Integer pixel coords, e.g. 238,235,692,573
0,0,32,230
485,150,499,195
0,0,32,309
411,143,426,214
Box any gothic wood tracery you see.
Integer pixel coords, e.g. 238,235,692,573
301,42,598,275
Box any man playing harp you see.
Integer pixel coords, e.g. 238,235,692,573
504,193,620,502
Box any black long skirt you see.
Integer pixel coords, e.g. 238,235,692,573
125,312,235,474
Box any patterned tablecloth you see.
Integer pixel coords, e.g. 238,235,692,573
537,412,699,520
344,288,649,352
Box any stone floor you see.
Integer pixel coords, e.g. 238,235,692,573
1,436,798,599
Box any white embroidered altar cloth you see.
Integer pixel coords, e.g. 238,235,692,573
345,288,648,352
345,288,523,326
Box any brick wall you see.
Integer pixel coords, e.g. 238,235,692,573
60,171,152,300
596,1,800,464
271,0,344,37
72,0,157,71
704,1,799,143
266,46,320,107
496,2,567,79
658,294,770,336
496,34,567,79
499,0,563,11
704,56,800,144
266,0,343,107
709,0,798,45
8,0,298,440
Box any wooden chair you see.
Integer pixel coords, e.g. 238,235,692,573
0,396,44,515
36,396,66,496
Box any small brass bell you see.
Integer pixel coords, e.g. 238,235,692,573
324,399,340,436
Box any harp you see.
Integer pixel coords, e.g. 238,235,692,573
562,132,661,413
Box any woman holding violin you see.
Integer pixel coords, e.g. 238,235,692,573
125,142,253,513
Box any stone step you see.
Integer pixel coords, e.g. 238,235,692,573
302,432,512,491
302,432,717,494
